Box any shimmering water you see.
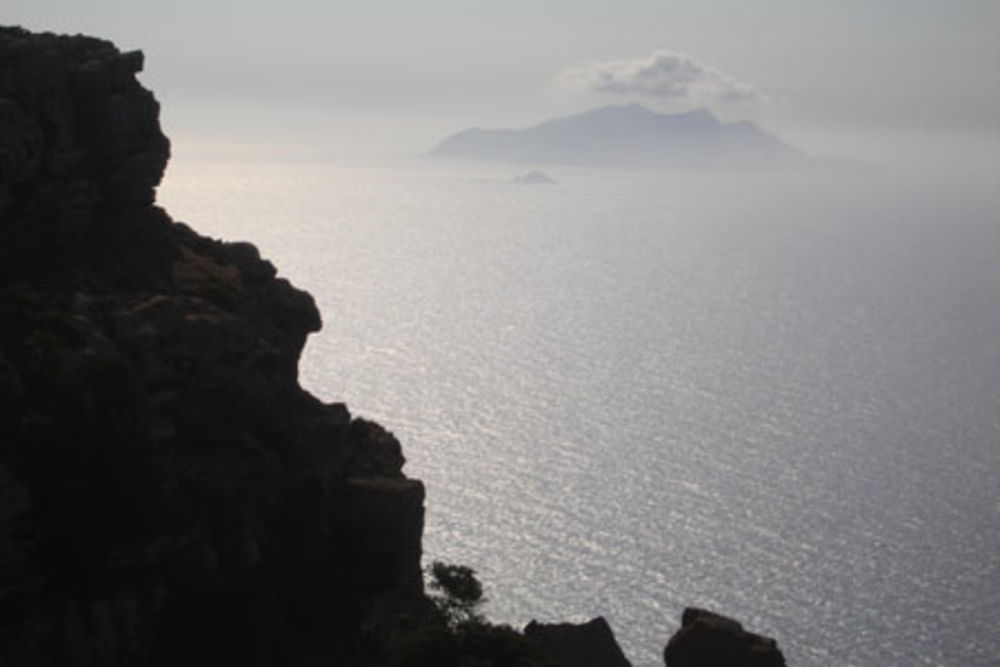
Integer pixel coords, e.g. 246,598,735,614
159,156,1000,666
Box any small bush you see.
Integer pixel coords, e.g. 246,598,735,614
384,561,555,667
428,561,485,627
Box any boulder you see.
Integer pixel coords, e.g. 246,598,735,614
664,608,785,667
524,616,632,667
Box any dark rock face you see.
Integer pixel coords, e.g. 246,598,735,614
0,27,424,666
664,608,786,667
524,617,632,667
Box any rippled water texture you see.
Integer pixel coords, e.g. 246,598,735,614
160,157,1000,666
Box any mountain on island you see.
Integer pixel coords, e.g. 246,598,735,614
431,103,809,169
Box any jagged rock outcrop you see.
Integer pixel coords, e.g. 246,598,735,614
0,27,424,666
664,608,786,667
524,617,632,667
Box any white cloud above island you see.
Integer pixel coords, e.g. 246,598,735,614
558,50,765,105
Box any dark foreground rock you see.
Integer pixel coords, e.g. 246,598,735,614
524,617,632,667
0,26,424,666
664,608,786,667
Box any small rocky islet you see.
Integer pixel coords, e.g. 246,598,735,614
0,26,785,666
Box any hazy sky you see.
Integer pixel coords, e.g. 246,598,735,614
8,1,1000,169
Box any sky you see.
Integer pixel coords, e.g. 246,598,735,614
7,0,1000,171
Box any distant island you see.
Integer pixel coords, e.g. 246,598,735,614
431,103,809,169
512,170,557,185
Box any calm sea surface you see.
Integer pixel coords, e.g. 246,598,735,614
159,155,1000,666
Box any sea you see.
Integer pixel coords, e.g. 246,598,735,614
158,152,1000,667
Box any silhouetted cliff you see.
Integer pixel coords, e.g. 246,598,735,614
0,27,423,666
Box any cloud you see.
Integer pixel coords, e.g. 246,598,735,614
559,50,764,103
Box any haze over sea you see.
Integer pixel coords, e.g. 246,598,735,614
159,155,1000,667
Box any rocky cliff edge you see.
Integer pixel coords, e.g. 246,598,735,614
0,26,423,666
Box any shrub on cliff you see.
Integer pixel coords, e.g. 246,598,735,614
428,561,486,627
383,562,555,667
